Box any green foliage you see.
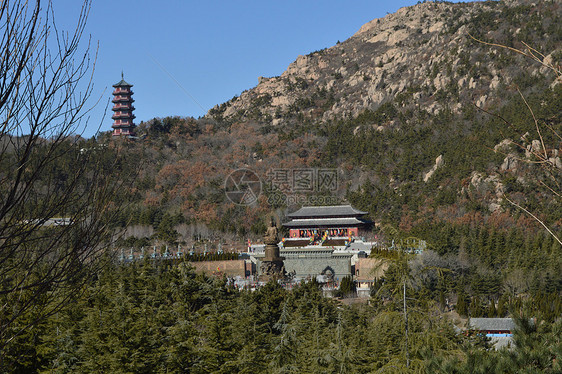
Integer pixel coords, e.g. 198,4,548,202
335,275,357,298
0,260,474,373
140,116,202,138
1,251,559,373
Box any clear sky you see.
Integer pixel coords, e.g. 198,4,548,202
52,0,467,138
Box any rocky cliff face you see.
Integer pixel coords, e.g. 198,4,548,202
208,0,560,129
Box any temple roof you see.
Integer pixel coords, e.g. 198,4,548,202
113,79,133,88
322,238,348,246
112,97,135,103
112,123,136,129
283,217,368,228
287,205,368,218
469,318,516,331
282,239,311,247
113,72,133,88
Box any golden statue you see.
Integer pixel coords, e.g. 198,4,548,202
264,217,278,244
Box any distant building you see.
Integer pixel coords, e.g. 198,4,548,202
354,257,388,298
469,317,515,336
23,218,73,227
283,205,372,240
250,205,373,282
469,317,516,349
111,73,136,136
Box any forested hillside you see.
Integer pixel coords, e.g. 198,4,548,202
88,0,562,316
104,0,561,246
80,0,562,351
4,260,561,373
1,0,561,372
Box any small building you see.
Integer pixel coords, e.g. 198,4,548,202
354,257,388,298
111,74,136,136
469,317,515,336
283,205,371,240
469,318,516,349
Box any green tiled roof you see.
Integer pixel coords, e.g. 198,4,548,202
113,72,133,87
113,79,133,88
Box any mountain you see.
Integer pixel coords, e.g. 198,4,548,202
117,0,560,248
3,2,561,370
209,0,560,128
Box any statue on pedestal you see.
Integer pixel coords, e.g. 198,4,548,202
260,216,286,280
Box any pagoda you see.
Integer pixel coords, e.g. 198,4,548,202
111,73,135,136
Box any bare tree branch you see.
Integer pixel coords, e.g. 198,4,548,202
0,0,134,365
471,35,561,248
503,196,561,246
468,34,561,78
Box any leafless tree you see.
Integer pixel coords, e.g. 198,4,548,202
0,0,129,361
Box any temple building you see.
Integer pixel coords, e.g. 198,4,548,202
283,205,371,242
468,318,516,349
253,205,374,282
111,74,136,136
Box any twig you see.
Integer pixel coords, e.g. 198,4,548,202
504,195,561,246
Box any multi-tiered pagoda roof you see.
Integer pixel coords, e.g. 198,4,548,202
111,74,136,136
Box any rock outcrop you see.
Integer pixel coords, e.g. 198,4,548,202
208,1,559,130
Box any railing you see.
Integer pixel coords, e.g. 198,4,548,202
112,89,134,95
112,96,134,102
112,104,135,110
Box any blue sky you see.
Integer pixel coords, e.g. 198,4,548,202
53,1,466,138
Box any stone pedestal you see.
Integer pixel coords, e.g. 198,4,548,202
259,242,286,281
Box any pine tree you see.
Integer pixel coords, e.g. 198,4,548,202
486,300,497,317
268,302,299,373
456,292,468,317
497,293,509,317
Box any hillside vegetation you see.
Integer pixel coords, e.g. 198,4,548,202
75,0,562,323
107,0,561,244
4,260,561,372
2,0,561,371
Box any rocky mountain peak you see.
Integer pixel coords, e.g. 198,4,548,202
208,0,558,136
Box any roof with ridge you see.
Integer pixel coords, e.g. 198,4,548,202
282,217,369,228
287,205,368,218
469,318,516,332
113,72,133,87
113,79,133,88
